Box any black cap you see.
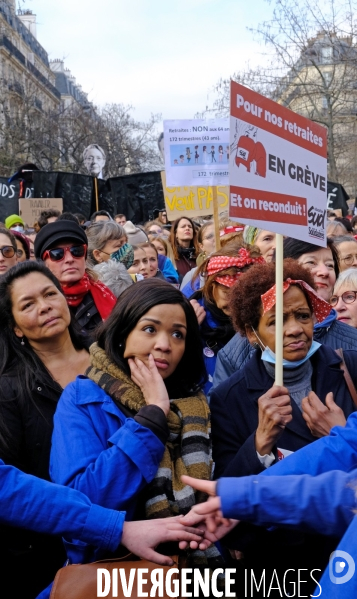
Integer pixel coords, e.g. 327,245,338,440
34,220,88,259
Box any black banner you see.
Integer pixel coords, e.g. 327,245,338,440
0,178,20,223
327,181,349,216
0,170,168,225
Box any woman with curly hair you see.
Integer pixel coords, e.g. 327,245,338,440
210,258,357,594
169,217,200,281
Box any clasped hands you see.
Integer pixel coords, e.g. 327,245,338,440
177,476,238,551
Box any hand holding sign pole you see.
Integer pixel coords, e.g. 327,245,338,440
229,80,327,383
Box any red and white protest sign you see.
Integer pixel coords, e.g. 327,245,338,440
229,81,327,246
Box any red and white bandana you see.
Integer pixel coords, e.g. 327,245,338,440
220,225,244,237
261,278,331,323
207,248,265,288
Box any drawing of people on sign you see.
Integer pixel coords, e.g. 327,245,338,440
83,144,106,179
233,120,267,178
194,145,199,164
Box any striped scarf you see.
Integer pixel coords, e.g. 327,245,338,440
86,343,212,518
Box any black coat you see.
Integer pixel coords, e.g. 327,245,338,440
211,344,357,479
0,369,66,598
70,291,102,338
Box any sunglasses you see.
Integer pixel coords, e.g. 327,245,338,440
0,245,16,258
43,244,87,262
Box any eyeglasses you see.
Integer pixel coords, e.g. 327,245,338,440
341,254,357,266
42,244,87,262
0,245,15,258
330,291,357,307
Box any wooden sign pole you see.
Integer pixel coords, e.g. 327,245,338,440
212,186,221,250
94,178,99,212
275,233,284,386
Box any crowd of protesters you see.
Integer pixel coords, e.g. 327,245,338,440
2,205,357,597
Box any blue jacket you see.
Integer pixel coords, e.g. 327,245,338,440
0,459,125,599
50,377,165,564
50,377,165,511
157,254,179,283
218,407,357,598
218,471,357,597
0,459,124,550
211,344,357,479
258,410,357,597
212,312,357,391
181,274,201,298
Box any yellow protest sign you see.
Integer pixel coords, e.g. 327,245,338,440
161,172,228,220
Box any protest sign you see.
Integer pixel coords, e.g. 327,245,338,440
229,81,327,247
163,118,230,187
161,172,228,220
19,198,63,227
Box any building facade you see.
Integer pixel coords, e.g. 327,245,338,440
0,1,93,173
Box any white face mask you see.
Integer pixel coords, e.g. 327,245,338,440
12,226,24,232
261,341,321,369
252,328,321,369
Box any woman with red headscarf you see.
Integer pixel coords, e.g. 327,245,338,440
183,242,264,394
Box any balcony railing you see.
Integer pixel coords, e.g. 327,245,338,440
0,35,61,100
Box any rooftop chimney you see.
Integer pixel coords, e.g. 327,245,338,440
18,9,37,39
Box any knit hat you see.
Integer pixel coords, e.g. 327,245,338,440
5,214,25,229
243,226,262,245
34,220,88,259
11,231,30,260
123,221,148,245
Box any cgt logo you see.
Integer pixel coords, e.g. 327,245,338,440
329,550,355,584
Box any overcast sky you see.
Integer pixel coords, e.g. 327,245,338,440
30,0,272,124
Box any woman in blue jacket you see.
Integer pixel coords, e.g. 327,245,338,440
51,279,212,566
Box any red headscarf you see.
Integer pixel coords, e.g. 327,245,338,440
207,248,265,288
261,278,331,323
61,273,116,320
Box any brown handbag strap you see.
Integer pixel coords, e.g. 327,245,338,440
335,348,357,408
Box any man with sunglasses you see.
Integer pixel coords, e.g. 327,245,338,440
34,221,116,336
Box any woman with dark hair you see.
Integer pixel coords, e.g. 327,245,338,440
169,217,200,281
333,234,357,271
210,258,357,593
50,279,212,565
0,261,90,598
0,227,18,275
12,230,30,262
282,237,339,302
